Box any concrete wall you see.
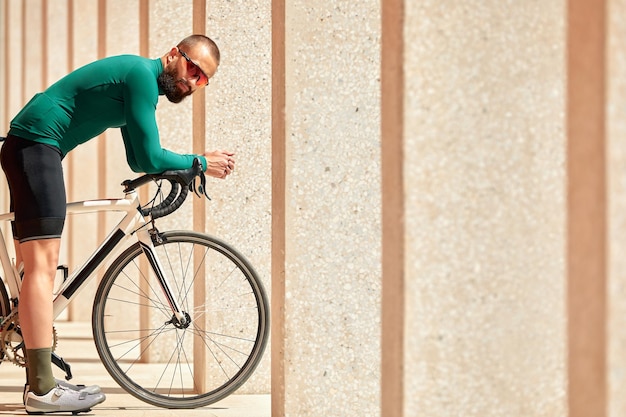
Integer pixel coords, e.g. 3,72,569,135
281,0,382,414
404,1,566,415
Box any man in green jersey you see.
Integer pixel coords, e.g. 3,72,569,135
1,34,234,414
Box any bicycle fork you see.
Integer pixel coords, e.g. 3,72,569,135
136,228,189,328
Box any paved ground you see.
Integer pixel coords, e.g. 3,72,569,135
0,321,270,416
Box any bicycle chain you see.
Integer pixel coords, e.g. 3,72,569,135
0,312,58,367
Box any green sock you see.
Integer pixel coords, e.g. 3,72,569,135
26,348,55,395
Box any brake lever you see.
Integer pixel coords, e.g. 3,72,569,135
190,170,211,200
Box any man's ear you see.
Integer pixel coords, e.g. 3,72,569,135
167,47,178,63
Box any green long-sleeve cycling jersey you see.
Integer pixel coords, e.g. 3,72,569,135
8,55,207,174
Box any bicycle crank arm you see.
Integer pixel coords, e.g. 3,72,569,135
51,352,73,381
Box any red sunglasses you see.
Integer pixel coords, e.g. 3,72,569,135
179,49,209,87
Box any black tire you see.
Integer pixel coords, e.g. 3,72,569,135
0,278,11,364
92,231,269,408
0,279,9,317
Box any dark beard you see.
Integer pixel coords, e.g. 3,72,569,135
157,69,191,103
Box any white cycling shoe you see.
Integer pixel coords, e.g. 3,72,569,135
24,384,106,415
55,378,102,395
23,378,102,405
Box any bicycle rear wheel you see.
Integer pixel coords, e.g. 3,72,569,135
0,279,10,364
0,279,9,317
92,231,269,408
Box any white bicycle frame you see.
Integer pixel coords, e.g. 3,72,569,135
0,187,188,325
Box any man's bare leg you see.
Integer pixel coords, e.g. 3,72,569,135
19,238,60,395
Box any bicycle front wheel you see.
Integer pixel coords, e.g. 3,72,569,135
92,231,269,409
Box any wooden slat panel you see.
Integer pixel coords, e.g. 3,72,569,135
567,0,607,416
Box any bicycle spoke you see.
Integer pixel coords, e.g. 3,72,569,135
129,258,181,316
191,327,249,373
108,324,172,367
105,294,169,315
154,329,186,393
115,262,173,318
160,242,192,312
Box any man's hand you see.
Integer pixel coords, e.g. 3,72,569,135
204,150,235,179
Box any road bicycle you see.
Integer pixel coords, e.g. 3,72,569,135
0,157,269,409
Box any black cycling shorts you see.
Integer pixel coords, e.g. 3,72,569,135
0,135,66,242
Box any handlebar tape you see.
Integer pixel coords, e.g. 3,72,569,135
121,157,206,220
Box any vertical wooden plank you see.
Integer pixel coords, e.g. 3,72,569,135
271,0,286,414
41,0,47,90
1,0,10,223
567,0,607,416
192,2,207,218
192,0,207,392
2,0,9,132
20,0,26,105
66,0,74,183
7,0,23,112
97,0,106,237
139,2,149,213
139,0,149,57
381,0,405,416
21,0,42,100
66,0,76,320
137,0,151,363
